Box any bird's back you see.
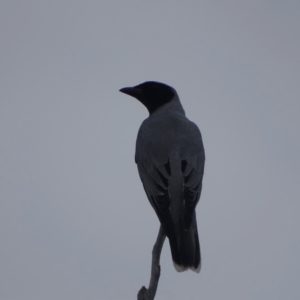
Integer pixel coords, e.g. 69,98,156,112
135,105,203,166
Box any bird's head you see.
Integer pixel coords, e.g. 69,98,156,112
119,81,176,114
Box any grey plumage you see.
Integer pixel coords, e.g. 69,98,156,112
120,81,205,272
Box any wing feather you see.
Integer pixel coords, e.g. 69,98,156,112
181,154,205,229
138,161,171,219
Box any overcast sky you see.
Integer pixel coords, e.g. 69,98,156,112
1,1,300,300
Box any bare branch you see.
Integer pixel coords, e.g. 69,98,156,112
137,226,166,300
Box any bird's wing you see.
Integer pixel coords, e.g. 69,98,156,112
181,153,205,229
137,158,173,229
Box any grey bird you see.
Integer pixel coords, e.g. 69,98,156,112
120,81,205,272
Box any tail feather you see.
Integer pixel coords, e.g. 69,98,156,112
167,214,201,273
191,223,201,272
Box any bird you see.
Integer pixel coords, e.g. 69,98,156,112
119,81,205,273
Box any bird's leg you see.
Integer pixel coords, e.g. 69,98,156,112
137,225,166,300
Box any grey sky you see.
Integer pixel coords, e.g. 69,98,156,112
1,1,299,299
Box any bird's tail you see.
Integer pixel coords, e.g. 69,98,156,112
168,214,201,273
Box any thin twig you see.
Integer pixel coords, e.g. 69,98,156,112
137,226,166,300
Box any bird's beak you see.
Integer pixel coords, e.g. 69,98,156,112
119,87,142,99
